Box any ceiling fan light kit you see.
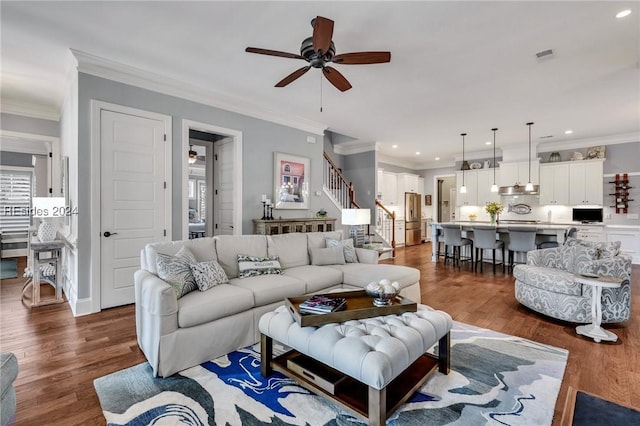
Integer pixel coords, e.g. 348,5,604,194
246,16,391,92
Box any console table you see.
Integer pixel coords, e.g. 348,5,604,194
21,238,65,308
253,218,337,235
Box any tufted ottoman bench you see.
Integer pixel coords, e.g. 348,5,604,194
259,304,452,425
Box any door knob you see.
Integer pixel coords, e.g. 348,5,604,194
103,231,118,237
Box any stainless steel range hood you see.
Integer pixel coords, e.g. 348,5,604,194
498,184,539,196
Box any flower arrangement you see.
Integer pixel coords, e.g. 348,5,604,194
485,202,504,216
468,213,477,221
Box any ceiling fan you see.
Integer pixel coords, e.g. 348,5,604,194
245,16,391,92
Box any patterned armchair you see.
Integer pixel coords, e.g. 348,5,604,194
513,238,631,323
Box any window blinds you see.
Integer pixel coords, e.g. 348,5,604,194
0,168,33,234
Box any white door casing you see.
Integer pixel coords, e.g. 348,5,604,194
96,104,171,309
214,138,235,235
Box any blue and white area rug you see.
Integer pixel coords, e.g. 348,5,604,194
94,322,568,425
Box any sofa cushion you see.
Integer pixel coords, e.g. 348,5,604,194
326,238,358,263
328,264,419,290
215,235,267,279
190,259,229,291
306,231,343,251
284,265,344,293
267,233,309,268
145,238,216,274
230,275,306,306
238,255,283,278
177,283,255,328
513,264,582,296
310,246,346,266
156,247,198,298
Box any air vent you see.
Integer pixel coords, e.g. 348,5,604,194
539,135,554,139
536,49,554,59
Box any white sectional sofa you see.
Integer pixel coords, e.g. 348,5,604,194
134,231,421,377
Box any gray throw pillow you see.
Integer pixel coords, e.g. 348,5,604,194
310,246,346,266
190,259,229,291
326,238,358,263
237,255,283,278
156,246,198,298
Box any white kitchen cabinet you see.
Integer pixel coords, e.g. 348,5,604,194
575,225,605,242
569,160,604,205
379,170,398,205
475,169,500,206
455,171,478,206
397,173,421,194
498,160,539,187
539,163,570,205
394,220,405,245
606,226,640,264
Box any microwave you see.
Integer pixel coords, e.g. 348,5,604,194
572,208,603,223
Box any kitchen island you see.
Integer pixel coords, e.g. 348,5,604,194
430,221,572,263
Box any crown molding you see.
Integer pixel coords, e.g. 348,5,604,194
70,49,328,136
333,140,377,155
537,132,639,152
0,99,60,121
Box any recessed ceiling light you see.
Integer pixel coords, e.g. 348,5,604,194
565,129,573,134
392,144,398,148
435,157,440,161
616,9,631,18
415,151,421,155
485,141,492,145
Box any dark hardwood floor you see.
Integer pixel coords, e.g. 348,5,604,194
1,244,638,425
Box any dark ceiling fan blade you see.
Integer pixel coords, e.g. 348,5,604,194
245,47,304,60
275,66,311,87
312,16,334,55
332,51,391,65
322,66,352,92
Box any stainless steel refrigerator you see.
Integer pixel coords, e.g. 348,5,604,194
405,192,422,246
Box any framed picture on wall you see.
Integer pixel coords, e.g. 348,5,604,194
425,194,432,206
273,152,310,210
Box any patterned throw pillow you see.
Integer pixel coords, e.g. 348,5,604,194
326,238,358,263
156,247,198,298
190,259,229,291
237,255,283,278
594,241,620,259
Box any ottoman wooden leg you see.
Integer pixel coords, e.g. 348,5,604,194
438,332,450,374
368,386,387,426
260,333,273,377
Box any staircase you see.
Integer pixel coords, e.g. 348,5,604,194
322,152,396,256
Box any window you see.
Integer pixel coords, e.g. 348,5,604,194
0,167,33,233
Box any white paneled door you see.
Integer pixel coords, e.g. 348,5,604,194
100,109,168,308
214,138,235,235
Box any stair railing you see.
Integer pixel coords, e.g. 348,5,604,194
375,200,396,257
323,152,360,209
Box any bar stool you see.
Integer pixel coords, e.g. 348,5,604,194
435,229,446,259
442,224,473,268
471,225,505,273
507,226,538,272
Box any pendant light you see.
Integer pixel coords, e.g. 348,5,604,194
490,128,499,192
525,122,534,191
459,133,467,194
188,144,198,164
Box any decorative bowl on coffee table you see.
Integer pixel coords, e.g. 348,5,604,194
365,279,400,307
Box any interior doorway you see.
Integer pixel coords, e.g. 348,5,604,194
182,120,243,239
435,175,456,223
